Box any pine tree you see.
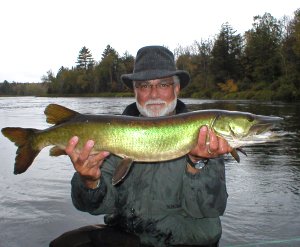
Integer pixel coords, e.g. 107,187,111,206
76,46,94,70
210,23,243,84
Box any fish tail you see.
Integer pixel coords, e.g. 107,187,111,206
1,127,41,174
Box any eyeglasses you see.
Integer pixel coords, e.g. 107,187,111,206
134,82,175,92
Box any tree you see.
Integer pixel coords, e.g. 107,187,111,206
76,46,94,70
281,9,300,78
243,13,282,84
210,23,243,85
275,9,300,100
191,40,214,89
0,80,11,94
95,45,120,92
218,79,238,93
119,51,134,90
42,70,58,94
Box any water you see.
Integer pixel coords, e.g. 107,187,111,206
0,97,299,247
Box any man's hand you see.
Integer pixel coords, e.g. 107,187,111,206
188,126,233,163
65,136,110,189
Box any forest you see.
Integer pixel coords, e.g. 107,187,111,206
1,10,300,101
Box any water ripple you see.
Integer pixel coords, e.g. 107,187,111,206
1,97,300,247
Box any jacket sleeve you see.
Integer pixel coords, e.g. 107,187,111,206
181,157,228,218
71,155,120,215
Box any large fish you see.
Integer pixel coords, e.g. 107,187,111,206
2,104,283,185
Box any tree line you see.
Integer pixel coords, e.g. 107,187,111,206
1,9,299,101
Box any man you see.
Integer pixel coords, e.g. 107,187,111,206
50,46,231,247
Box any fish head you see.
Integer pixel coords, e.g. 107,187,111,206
213,112,283,147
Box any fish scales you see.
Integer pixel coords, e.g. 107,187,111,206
35,116,203,162
1,104,283,177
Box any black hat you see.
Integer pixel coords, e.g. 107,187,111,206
121,46,190,89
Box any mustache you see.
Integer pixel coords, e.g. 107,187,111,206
144,99,167,106
136,97,177,117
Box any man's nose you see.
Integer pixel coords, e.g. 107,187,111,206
149,85,159,97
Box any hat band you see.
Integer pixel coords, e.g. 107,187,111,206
127,69,179,81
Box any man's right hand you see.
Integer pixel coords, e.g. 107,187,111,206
65,136,110,189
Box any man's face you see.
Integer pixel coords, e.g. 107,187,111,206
134,77,180,117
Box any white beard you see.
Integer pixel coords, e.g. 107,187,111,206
136,97,177,117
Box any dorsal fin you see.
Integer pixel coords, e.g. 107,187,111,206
44,104,79,125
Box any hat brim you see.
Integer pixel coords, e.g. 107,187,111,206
121,69,190,89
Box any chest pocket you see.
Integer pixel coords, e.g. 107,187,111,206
130,161,185,215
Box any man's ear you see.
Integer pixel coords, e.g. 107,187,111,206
175,84,180,96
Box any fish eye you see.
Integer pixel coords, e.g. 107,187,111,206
247,115,254,122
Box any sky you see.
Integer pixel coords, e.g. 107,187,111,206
0,0,299,83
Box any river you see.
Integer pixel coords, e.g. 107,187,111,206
0,97,299,247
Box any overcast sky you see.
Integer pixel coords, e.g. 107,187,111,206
0,0,299,82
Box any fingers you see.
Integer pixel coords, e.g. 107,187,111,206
198,126,209,145
65,136,79,156
190,126,232,159
65,136,110,179
207,129,219,153
65,136,79,163
218,136,233,154
197,126,219,155
206,129,232,156
93,151,110,161
78,141,110,167
78,140,95,164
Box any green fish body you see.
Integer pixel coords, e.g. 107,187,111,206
2,104,283,184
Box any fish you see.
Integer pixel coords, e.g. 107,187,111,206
1,103,283,185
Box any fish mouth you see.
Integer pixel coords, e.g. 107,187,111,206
249,115,283,135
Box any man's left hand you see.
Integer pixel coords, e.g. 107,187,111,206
188,126,233,162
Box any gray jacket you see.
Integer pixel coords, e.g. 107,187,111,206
71,101,228,246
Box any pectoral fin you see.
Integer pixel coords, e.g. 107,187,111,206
112,158,134,186
230,147,247,163
50,146,67,156
236,147,247,156
230,149,240,163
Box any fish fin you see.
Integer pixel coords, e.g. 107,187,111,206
1,127,41,174
50,146,67,156
230,148,240,163
112,158,134,186
44,104,79,125
229,125,237,138
236,147,247,156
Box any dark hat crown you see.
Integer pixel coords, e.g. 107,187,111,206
134,46,176,73
121,45,190,89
